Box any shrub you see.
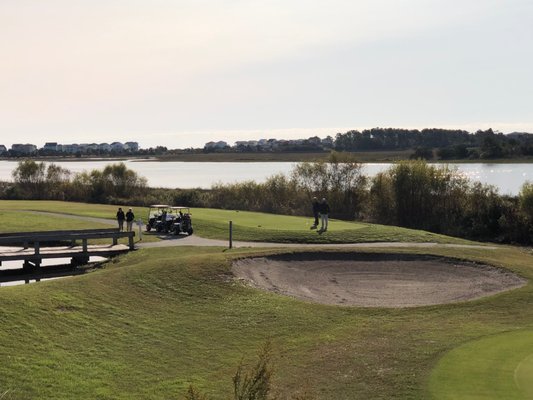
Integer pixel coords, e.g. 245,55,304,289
369,161,468,233
291,152,367,219
519,182,533,221
184,343,313,400
232,342,273,400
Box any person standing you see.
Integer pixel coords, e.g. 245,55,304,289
311,197,320,229
116,207,125,231
318,198,330,233
126,208,135,232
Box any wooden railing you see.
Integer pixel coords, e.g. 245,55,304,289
0,228,135,270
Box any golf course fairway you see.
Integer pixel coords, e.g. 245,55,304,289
429,329,533,399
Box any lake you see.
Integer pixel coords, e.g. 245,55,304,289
0,160,531,195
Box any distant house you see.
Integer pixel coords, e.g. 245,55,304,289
111,142,125,151
98,143,112,152
0,145,7,155
43,142,59,152
86,143,99,152
321,136,334,148
78,144,90,153
125,141,139,152
307,136,322,146
37,142,139,154
62,144,80,154
204,141,228,151
234,141,248,149
11,143,37,154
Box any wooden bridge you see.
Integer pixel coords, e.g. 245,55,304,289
0,228,135,282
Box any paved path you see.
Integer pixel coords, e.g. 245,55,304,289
26,211,498,250
136,236,497,250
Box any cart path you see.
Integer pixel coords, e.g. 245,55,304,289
24,211,497,250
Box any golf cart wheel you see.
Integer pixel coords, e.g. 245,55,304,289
146,225,151,232
188,228,193,235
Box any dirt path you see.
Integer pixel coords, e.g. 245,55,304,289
26,211,497,250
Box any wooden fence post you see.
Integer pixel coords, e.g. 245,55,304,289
229,221,233,249
128,233,134,250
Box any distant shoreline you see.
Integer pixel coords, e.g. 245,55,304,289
1,151,533,163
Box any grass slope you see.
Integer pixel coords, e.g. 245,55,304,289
0,200,471,244
0,209,152,244
429,329,533,399
1,245,533,399
0,210,112,233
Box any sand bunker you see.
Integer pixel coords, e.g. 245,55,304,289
232,253,526,307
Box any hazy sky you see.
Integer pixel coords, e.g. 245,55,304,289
1,0,532,148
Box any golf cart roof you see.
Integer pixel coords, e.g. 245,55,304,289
170,206,190,210
149,204,171,208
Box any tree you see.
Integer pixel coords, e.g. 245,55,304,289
409,147,433,160
291,152,367,219
369,161,468,233
462,183,504,238
11,160,47,199
519,182,533,221
45,163,71,200
480,136,503,159
71,163,147,203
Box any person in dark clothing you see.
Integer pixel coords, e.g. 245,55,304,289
318,198,330,233
126,208,135,232
311,197,320,229
116,207,125,231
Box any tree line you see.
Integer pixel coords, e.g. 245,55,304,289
334,128,533,160
2,157,533,244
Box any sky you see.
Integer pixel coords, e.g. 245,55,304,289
1,0,532,148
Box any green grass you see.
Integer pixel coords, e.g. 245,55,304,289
192,208,469,244
429,330,533,399
0,200,132,220
0,200,472,244
0,210,112,233
0,203,155,243
0,209,154,244
0,200,521,398
1,244,533,399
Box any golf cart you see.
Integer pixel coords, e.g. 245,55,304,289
169,206,194,235
145,204,171,232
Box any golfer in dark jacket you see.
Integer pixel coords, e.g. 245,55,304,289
311,197,320,229
318,198,330,232
125,208,135,232
116,207,125,231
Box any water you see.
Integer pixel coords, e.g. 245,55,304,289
362,163,531,196
0,160,531,195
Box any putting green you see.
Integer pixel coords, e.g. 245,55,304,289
429,330,533,399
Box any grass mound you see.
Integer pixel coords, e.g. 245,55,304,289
0,245,533,399
429,329,533,399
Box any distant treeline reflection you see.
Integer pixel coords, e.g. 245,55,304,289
3,155,533,244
